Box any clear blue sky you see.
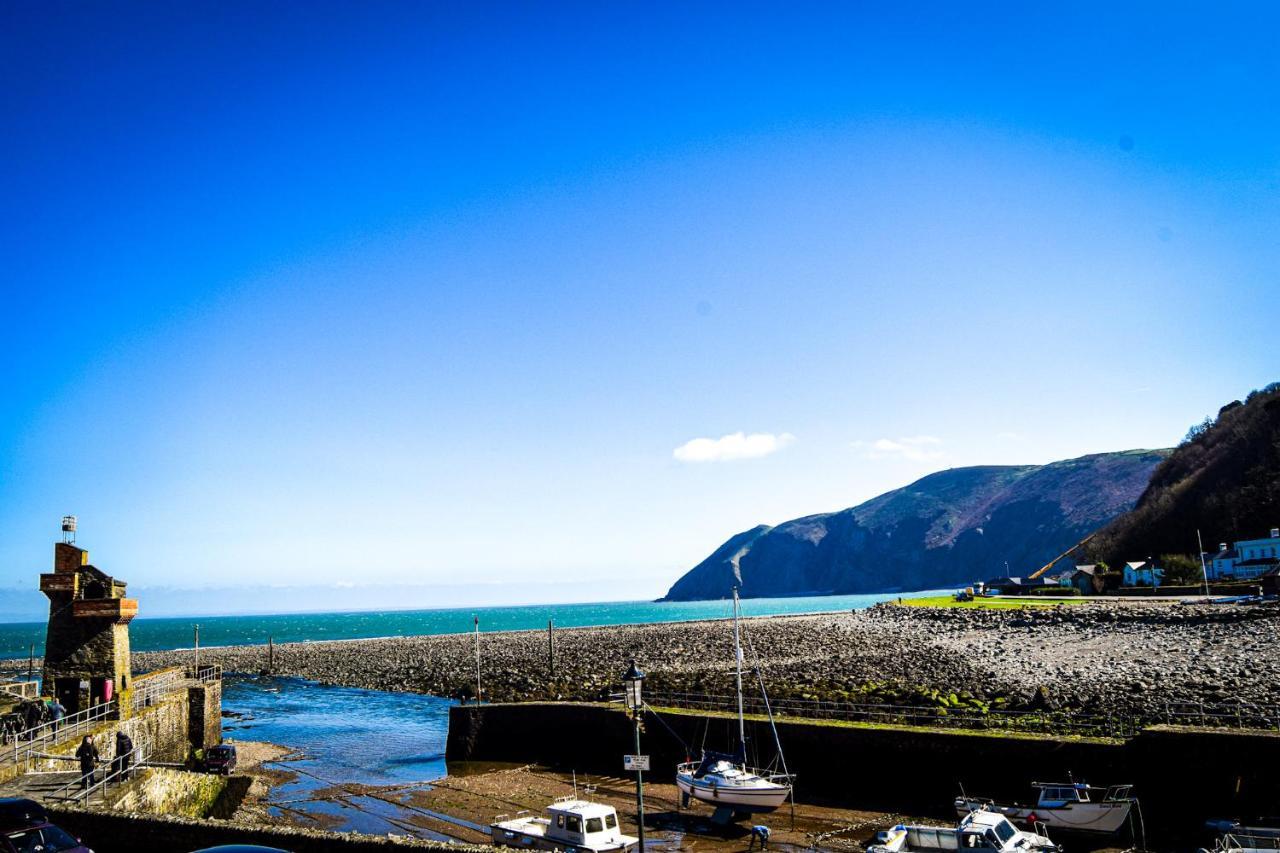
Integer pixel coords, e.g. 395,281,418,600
2,3,1276,609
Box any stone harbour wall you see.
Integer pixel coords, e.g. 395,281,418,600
107,767,229,818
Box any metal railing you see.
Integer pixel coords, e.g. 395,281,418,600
2,700,118,770
46,744,143,806
641,691,1280,738
131,668,185,711
188,664,222,684
0,680,40,701
131,664,222,712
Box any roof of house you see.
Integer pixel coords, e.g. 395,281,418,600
1125,561,1147,570
1072,565,1098,576
1214,548,1239,559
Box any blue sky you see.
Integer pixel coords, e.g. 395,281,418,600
1,3,1276,611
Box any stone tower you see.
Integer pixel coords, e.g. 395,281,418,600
39,540,138,713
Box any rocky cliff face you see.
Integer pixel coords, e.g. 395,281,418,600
662,450,1168,601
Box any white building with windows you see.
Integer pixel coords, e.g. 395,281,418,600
1206,527,1280,580
1122,560,1163,587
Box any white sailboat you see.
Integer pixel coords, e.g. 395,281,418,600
675,585,794,816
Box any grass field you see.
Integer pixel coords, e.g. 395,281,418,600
897,594,1090,609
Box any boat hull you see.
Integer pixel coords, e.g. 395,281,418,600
676,772,791,812
955,798,1132,834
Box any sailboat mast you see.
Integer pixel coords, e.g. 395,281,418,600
733,586,745,760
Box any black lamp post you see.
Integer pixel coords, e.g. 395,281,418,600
622,659,646,851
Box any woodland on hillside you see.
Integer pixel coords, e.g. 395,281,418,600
1091,382,1280,565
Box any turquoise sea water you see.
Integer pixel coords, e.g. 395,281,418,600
0,590,944,660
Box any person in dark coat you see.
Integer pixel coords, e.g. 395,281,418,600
76,736,99,789
113,731,134,780
21,702,39,737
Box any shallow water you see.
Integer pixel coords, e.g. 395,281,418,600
222,674,454,834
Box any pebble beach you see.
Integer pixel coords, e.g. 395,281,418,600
134,600,1280,718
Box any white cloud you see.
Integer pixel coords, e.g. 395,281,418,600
673,432,795,463
995,431,1025,442
854,435,944,462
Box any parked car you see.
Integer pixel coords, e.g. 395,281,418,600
204,743,238,774
189,847,292,852
0,797,91,853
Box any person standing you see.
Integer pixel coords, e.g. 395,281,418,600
50,700,65,735
76,736,99,790
114,731,134,781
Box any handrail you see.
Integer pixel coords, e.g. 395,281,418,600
131,664,222,711
3,701,118,771
47,744,142,805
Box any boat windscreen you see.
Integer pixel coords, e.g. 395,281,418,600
693,748,745,778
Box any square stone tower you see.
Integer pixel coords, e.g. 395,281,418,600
39,541,138,713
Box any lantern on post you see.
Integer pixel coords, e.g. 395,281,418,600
621,659,646,850
622,659,644,714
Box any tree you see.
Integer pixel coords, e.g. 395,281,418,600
1159,553,1205,586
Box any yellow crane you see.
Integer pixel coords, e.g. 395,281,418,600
1027,532,1096,580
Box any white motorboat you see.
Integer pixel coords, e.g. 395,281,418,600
955,781,1135,834
674,585,793,816
1201,820,1280,853
868,808,1060,852
491,796,639,853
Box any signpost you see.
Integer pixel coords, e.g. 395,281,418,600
622,660,646,851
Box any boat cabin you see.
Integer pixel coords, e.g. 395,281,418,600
1032,782,1132,806
492,797,637,853
957,811,1029,850
545,799,626,848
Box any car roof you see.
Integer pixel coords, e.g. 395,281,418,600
0,798,47,829
189,846,293,852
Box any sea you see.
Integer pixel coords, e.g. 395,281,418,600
9,589,942,835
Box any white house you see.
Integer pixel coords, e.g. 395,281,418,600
1206,527,1279,580
1123,560,1164,587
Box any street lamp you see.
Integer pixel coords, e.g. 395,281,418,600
622,659,646,851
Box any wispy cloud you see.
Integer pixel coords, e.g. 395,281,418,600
673,432,795,463
854,435,944,462
995,431,1025,442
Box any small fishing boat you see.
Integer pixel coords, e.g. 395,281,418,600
491,796,638,853
675,585,793,818
955,781,1135,834
867,808,1060,853
1201,820,1280,853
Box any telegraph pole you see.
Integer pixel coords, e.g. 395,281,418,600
547,619,555,680
473,616,482,703
1197,529,1211,598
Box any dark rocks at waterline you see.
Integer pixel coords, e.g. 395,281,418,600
121,601,1280,720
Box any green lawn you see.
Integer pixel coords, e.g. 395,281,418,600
897,594,1090,609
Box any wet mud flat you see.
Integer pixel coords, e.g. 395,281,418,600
359,765,1142,853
